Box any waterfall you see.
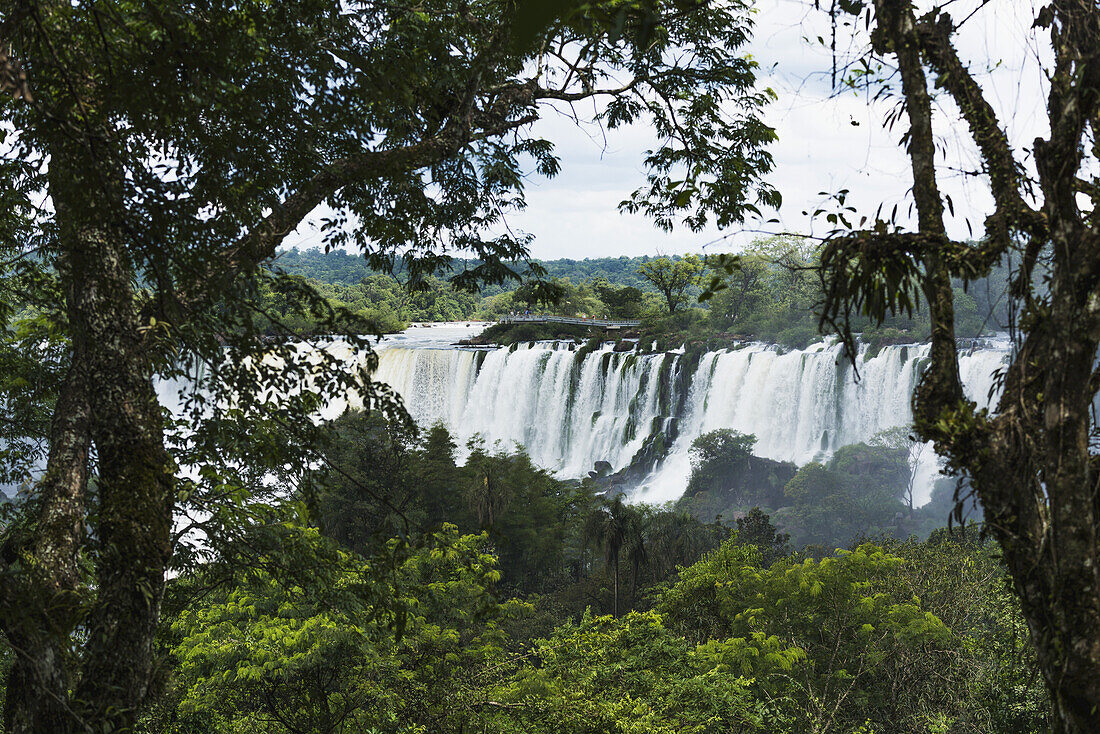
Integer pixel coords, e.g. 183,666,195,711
372,334,1012,507
633,341,1008,504
0,328,1015,506
373,342,678,476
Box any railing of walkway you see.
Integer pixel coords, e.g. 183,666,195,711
498,315,641,328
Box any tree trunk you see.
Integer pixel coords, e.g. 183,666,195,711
861,3,1100,730
612,555,619,618
3,629,78,733
975,287,1100,734
1,225,93,733
65,210,175,733
0,135,178,733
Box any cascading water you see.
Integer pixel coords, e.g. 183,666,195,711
0,324,1014,507
370,327,1012,507
373,342,680,476
632,341,1009,504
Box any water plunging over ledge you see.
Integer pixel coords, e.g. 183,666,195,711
369,325,1012,506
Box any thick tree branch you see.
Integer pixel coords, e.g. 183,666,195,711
172,110,538,313
915,10,1044,248
1035,1,1100,244
871,0,964,435
231,141,461,267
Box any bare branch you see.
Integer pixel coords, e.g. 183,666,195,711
915,10,1045,247
532,75,647,102
871,0,964,433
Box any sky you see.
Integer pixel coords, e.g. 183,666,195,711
284,0,1052,262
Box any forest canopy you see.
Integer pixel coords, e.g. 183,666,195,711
0,0,1095,731
0,0,780,731
266,242,1006,351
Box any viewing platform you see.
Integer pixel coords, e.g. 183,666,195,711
499,315,641,329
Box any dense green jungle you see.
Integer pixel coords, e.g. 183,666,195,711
151,246,1037,734
138,414,1047,733
268,242,1011,351
1,0,1097,731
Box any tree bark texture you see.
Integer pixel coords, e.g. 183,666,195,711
853,2,1100,731
0,112,178,731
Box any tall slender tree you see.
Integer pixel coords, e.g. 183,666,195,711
586,494,646,616
815,2,1100,730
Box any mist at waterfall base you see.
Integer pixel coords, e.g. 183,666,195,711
371,324,1010,508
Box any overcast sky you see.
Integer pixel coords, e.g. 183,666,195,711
285,0,1050,261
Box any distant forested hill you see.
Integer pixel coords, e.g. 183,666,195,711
275,248,378,286
274,247,657,291
538,257,654,290
269,245,1012,348
273,249,664,290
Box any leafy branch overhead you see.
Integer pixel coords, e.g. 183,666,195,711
0,0,780,731
194,0,778,305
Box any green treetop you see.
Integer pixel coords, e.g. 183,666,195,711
637,255,705,314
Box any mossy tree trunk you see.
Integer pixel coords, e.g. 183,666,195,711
819,2,1100,730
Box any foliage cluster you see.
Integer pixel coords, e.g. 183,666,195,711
138,447,1048,734
135,410,1045,734
672,427,964,551
274,239,1011,351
